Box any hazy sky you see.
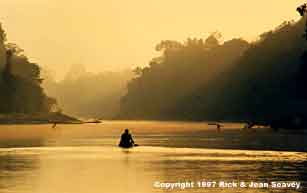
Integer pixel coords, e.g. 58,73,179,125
0,1,304,78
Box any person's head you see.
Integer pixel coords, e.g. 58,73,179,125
124,129,129,134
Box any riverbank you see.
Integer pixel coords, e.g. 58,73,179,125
0,112,82,124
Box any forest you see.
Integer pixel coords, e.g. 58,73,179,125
3,15,307,122
43,66,132,119
0,23,56,114
118,18,307,121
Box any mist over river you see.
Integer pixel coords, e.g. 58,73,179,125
0,121,306,193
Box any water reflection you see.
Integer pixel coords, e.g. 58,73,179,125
0,146,304,193
0,152,39,192
0,122,305,193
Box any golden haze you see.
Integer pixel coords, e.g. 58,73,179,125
0,0,303,78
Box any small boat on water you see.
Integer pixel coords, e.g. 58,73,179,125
118,129,138,148
118,143,139,148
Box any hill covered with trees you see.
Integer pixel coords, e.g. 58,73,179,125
118,18,307,121
43,66,133,119
0,23,56,114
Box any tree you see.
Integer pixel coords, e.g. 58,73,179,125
0,22,57,114
204,32,221,49
155,40,183,52
297,3,307,39
0,23,6,43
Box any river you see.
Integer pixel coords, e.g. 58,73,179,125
0,121,306,193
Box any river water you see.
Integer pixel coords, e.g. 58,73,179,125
0,121,306,193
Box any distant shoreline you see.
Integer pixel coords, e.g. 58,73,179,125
0,112,83,125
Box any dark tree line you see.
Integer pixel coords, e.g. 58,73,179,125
118,17,307,121
297,3,307,99
0,23,56,114
119,33,249,120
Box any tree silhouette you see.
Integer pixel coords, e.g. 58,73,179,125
296,3,307,98
0,22,56,113
297,3,307,39
297,4,306,16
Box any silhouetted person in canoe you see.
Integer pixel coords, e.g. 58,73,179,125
119,129,135,148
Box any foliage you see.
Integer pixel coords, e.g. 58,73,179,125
119,19,307,121
43,66,133,119
119,33,249,120
0,23,56,114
